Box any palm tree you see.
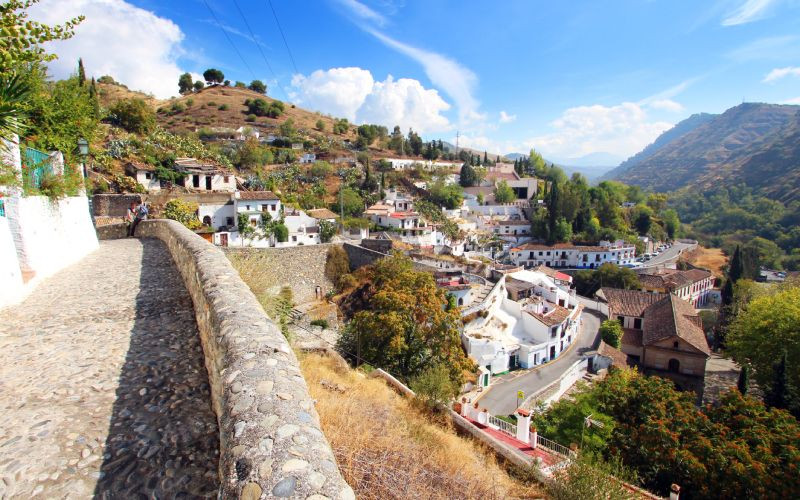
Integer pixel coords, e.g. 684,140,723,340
0,73,31,150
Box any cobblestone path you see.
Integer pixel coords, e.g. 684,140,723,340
0,239,219,499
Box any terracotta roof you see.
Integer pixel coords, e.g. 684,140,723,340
512,243,620,253
598,288,667,317
622,328,643,347
532,265,573,283
682,268,713,282
174,157,230,174
497,220,530,226
238,190,279,200
526,304,572,327
637,268,712,291
307,208,339,219
124,160,155,172
642,294,710,355
598,341,630,367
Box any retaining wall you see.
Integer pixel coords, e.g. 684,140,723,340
0,216,23,307
132,220,352,499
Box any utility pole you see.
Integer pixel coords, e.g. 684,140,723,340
455,131,460,157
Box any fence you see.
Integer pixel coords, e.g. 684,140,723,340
488,415,517,437
536,434,574,459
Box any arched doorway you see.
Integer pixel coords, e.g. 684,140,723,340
668,358,680,373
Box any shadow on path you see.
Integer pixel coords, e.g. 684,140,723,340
93,239,219,499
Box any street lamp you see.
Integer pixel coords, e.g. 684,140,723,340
77,138,89,180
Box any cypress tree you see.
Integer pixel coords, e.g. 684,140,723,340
547,181,560,243
737,364,750,395
78,57,86,86
483,150,488,164
765,352,789,410
728,245,744,283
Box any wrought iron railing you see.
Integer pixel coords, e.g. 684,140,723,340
537,434,575,458
488,415,517,437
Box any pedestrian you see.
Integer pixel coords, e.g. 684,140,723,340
130,201,148,237
125,202,137,237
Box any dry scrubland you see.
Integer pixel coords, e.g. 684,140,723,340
299,353,542,500
683,246,727,278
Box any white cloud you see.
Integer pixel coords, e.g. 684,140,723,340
335,0,387,26
290,67,374,120
763,66,800,83
30,0,186,99
648,99,685,112
525,102,673,160
291,67,452,134
499,111,517,123
722,0,777,26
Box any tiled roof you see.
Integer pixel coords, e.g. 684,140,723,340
598,341,630,367
622,328,643,347
682,268,713,282
526,304,572,327
124,160,155,172
642,294,710,355
174,157,230,174
512,243,619,252
637,268,712,291
238,190,279,200
599,288,667,317
532,265,573,283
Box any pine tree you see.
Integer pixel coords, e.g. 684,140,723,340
765,352,789,410
737,365,750,395
77,57,86,86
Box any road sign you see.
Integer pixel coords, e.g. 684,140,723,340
517,390,525,399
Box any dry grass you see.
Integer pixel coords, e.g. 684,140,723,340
299,353,542,500
683,246,727,278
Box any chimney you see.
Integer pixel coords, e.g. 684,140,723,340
670,484,680,500
515,408,531,444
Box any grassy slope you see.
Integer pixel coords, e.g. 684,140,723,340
299,353,540,499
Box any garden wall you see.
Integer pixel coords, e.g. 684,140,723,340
0,216,23,308
132,220,352,499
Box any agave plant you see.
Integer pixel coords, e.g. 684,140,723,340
0,73,32,149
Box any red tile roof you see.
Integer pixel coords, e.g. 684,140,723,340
599,288,667,317
642,294,710,355
598,341,630,367
238,190,279,200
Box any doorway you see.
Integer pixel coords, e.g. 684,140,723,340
549,346,556,359
205,176,212,190
668,359,680,373
220,233,228,247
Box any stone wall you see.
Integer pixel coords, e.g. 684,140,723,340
224,244,339,304
131,220,352,499
92,194,143,217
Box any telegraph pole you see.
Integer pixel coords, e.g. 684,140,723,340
455,131,460,156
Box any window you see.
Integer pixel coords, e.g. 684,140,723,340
145,172,152,179
246,205,251,211
226,217,233,226
673,341,679,349
617,315,624,326
633,318,642,329
292,236,297,242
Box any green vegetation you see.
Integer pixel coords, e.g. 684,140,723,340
315,119,325,131
324,245,350,290
163,199,201,230
248,79,266,94
310,319,329,329
332,118,349,135
573,263,641,296
493,180,515,203
533,368,800,498
410,364,459,411
428,181,463,209
319,219,336,243
178,72,193,94
202,68,224,85
244,98,284,118
107,98,155,134
599,319,622,348
338,253,473,385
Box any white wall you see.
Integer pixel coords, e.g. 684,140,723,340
2,195,98,308
0,216,23,307
198,203,235,230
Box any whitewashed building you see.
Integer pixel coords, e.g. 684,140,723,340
124,161,161,192
176,158,236,192
509,240,636,269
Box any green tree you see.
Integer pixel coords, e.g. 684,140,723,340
459,162,477,187
494,180,515,203
663,208,680,239
315,118,325,131
234,81,246,88
273,223,288,242
546,454,639,500
737,364,750,395
428,181,463,209
599,319,623,348
632,204,653,236
193,80,204,91
410,363,459,411
332,118,349,134
76,57,86,86
279,118,296,138
0,73,32,144
163,199,201,230
529,148,547,177
108,98,155,134
553,217,573,243
574,263,641,297
728,287,800,414
335,187,364,217
178,72,193,94
407,129,423,156
248,79,266,94
319,219,336,243
202,68,224,85
338,253,473,383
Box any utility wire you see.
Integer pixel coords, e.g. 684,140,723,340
202,0,258,80
230,0,289,99
266,0,299,74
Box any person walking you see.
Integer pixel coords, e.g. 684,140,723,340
130,201,148,237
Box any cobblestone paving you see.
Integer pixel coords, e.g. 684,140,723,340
0,239,219,499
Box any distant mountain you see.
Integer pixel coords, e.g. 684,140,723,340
552,151,624,168
504,152,527,161
602,112,716,180
605,103,800,202
502,152,613,181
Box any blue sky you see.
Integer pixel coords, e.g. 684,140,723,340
33,0,800,164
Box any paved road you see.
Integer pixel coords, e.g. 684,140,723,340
641,241,694,268
0,239,219,499
477,310,602,416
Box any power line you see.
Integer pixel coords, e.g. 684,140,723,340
266,0,299,74
202,0,257,80
230,0,289,99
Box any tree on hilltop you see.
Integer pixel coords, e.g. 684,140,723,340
178,72,193,94
248,79,266,94
193,80,205,91
203,68,224,85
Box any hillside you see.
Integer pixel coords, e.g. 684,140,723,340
606,103,800,202
603,112,717,180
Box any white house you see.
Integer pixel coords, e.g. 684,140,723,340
509,240,636,269
364,200,436,246
198,199,235,231
461,269,583,375
300,153,316,164
175,158,236,192
284,208,322,246
124,161,161,192
214,190,281,247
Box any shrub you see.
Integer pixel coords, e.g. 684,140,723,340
325,246,350,286
410,364,460,411
315,119,325,131
599,320,623,348
245,114,256,122
218,104,229,111
273,223,288,242
108,98,156,134
163,199,201,230
310,319,329,329
207,101,216,106
186,98,194,107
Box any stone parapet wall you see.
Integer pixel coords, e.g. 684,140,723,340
223,244,338,304
133,220,352,499
92,194,143,217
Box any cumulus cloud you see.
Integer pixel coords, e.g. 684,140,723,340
291,67,374,120
29,0,186,99
525,102,673,160
763,66,800,83
291,67,452,133
722,0,777,26
499,111,517,123
648,99,685,112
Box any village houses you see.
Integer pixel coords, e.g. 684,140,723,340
509,240,637,269
636,268,715,307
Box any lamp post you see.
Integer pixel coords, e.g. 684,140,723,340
77,138,89,180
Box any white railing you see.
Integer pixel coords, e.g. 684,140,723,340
488,415,517,437
537,434,574,458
